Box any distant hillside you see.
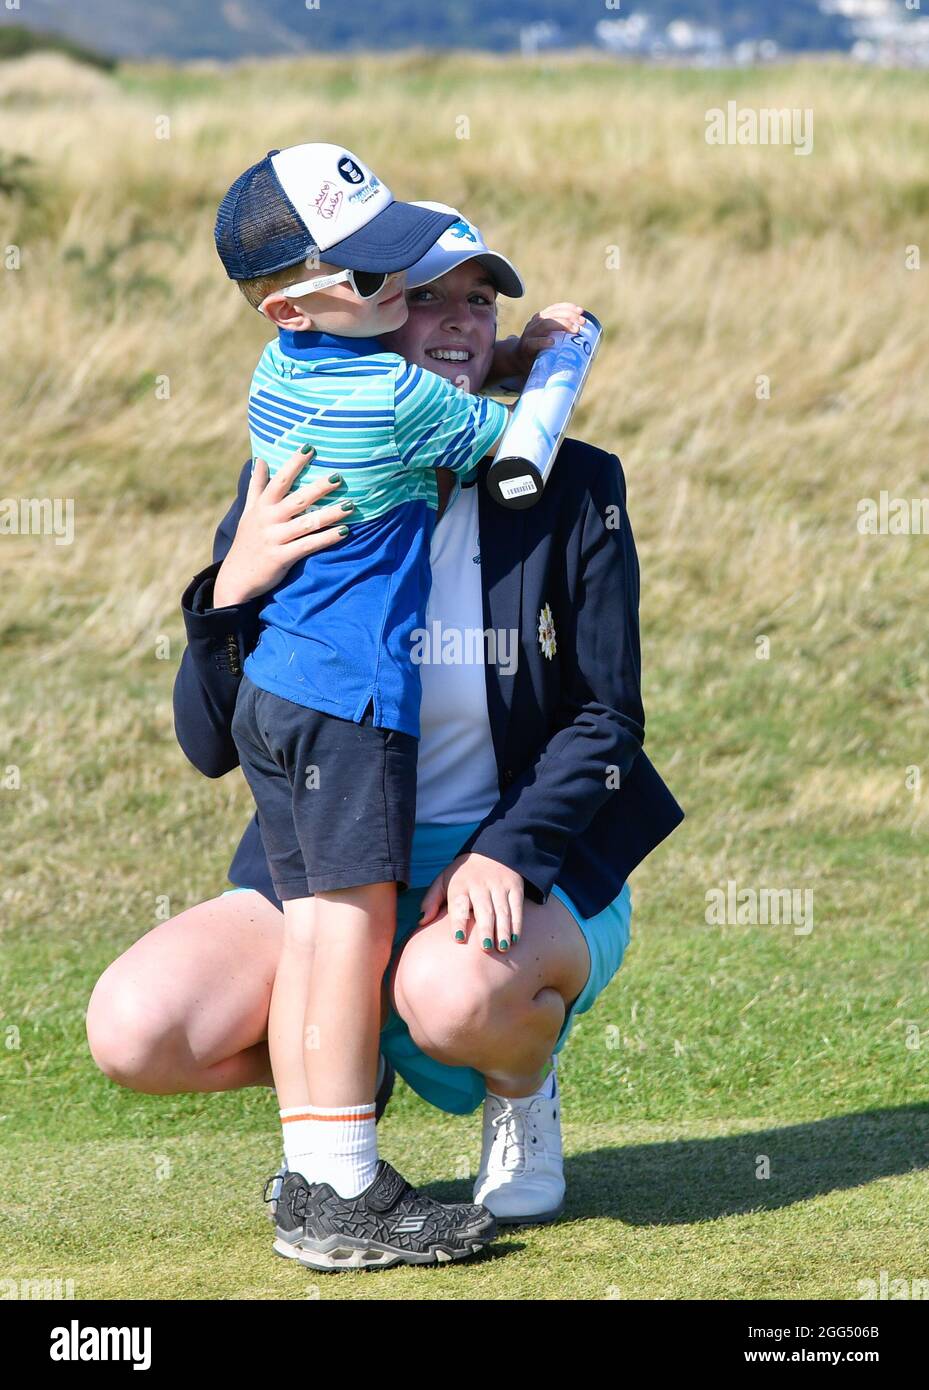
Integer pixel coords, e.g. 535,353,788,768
0,0,857,62
0,22,115,69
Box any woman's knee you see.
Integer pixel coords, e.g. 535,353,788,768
86,962,178,1090
392,931,511,1059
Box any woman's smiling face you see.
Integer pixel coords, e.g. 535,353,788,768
379,261,498,394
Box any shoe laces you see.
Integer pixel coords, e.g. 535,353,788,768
490,1100,532,1173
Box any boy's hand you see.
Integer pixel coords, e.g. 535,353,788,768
212,445,351,607
490,302,586,388
418,852,524,954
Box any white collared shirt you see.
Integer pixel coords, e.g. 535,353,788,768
415,479,501,823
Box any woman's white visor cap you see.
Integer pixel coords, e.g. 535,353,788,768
404,202,525,298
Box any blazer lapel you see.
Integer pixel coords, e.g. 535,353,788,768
476,460,526,772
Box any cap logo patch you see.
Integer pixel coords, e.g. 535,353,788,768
312,182,343,220
347,174,381,206
337,155,365,184
449,219,479,244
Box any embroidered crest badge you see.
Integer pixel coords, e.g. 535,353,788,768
538,602,557,660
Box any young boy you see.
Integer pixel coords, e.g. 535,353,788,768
215,143,512,1271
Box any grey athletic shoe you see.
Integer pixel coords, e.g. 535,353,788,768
271,1160,497,1271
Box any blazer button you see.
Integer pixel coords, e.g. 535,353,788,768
502,768,514,787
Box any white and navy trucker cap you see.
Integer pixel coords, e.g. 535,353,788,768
404,202,525,298
215,143,458,280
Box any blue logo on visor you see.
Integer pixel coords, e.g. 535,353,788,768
449,220,479,244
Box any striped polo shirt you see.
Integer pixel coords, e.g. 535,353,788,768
243,328,509,738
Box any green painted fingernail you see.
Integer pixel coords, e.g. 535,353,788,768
328,471,341,482
341,499,355,511
455,930,465,941
301,443,315,455
482,938,493,950
499,938,509,951
337,524,350,535
511,933,519,943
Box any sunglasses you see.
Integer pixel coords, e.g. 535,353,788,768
275,267,395,302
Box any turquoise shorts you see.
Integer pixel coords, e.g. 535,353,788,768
223,820,632,1116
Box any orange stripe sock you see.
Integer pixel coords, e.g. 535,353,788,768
280,1102,377,1199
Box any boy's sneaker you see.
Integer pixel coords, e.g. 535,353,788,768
265,1053,395,1223
472,1053,565,1225
271,1160,497,1271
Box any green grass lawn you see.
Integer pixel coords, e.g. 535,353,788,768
2,1111,926,1300
2,839,926,1298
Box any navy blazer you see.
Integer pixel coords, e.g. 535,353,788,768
173,438,684,919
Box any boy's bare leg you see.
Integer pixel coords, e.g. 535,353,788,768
270,884,397,1198
301,884,397,1104
267,895,316,1110
268,887,396,1109
269,883,498,1266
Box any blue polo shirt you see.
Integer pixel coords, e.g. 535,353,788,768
243,329,509,738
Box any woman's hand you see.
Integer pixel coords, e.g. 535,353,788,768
418,852,524,953
212,445,352,608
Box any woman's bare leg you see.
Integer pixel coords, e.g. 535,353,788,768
86,892,284,1094
388,894,591,1098
87,888,591,1104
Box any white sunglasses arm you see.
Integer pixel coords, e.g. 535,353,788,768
279,270,352,299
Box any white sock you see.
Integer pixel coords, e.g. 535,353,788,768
278,1057,386,1176
280,1102,378,1199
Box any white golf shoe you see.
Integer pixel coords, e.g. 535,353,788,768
472,1053,565,1225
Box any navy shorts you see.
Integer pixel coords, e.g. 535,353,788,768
231,673,417,900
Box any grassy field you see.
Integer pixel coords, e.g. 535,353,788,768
1,51,927,1300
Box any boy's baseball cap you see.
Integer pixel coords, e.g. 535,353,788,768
404,202,525,298
215,143,458,280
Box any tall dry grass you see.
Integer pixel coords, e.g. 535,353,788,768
1,52,927,928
